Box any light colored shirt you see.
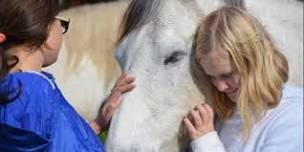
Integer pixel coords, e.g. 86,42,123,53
191,85,303,152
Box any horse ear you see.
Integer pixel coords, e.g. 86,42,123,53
0,33,6,44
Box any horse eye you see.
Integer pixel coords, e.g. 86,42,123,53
164,51,186,65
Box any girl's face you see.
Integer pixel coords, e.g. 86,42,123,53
200,51,240,102
41,19,63,67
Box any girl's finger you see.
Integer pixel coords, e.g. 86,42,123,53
197,104,208,124
121,76,135,85
203,104,214,121
118,84,136,93
115,73,128,86
183,117,197,135
190,110,203,128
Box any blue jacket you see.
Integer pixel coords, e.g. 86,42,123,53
0,71,105,152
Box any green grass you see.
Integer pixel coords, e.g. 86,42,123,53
99,131,108,143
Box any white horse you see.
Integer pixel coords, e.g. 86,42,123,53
46,0,129,121
45,0,302,151
105,0,303,151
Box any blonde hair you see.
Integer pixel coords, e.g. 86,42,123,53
195,7,288,137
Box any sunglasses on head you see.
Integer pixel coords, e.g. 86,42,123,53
55,16,70,34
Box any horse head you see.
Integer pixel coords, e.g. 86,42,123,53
105,0,238,151
106,0,303,151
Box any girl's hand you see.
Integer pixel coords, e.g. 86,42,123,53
183,103,215,140
91,73,135,134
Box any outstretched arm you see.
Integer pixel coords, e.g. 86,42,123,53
90,73,135,134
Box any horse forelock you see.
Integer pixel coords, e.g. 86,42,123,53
118,0,162,44
118,0,244,45
117,0,206,46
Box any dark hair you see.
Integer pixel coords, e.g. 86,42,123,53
0,0,59,75
117,0,161,44
0,0,59,102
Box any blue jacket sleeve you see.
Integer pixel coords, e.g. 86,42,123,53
0,74,54,151
0,123,49,152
